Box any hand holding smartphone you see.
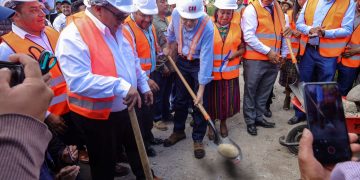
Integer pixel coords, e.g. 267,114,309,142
303,82,352,165
0,61,25,87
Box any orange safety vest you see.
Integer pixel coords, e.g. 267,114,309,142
125,17,160,76
299,0,350,57
69,14,135,120
178,16,211,60
231,11,241,24
341,24,360,68
212,22,242,80
287,10,300,59
243,0,284,60
66,11,85,26
2,27,69,116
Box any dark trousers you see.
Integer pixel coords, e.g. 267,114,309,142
243,59,279,125
295,46,337,119
71,110,145,180
60,113,86,148
173,56,208,142
152,71,175,121
337,63,360,96
266,87,274,110
136,93,155,147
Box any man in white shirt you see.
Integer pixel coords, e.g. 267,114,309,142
55,0,156,179
241,0,289,136
52,0,72,32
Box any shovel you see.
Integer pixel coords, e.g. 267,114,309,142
274,1,304,105
167,55,242,160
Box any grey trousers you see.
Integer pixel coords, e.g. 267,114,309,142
243,59,279,125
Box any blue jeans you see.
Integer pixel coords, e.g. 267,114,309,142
173,56,208,142
295,46,337,118
151,71,175,121
337,63,360,96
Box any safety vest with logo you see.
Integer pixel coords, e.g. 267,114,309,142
299,0,350,57
69,14,135,120
2,27,69,116
287,9,300,59
125,18,160,76
341,24,360,68
243,0,284,60
212,22,242,80
178,16,211,60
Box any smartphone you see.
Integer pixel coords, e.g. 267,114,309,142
0,61,25,87
303,82,352,165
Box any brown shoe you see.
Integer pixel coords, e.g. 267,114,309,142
79,149,89,164
163,132,186,147
154,121,168,131
220,121,228,138
194,142,205,159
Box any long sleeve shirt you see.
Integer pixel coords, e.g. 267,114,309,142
0,114,52,180
296,0,355,39
55,10,150,112
166,8,214,85
241,0,289,57
0,24,54,118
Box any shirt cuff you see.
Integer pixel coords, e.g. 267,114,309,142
305,26,312,35
116,79,132,98
199,76,213,85
263,46,271,55
138,82,151,94
324,30,335,38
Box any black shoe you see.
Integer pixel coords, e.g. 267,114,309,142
114,163,130,177
146,146,157,157
150,138,164,145
247,124,257,136
255,119,275,128
264,109,272,118
288,116,305,125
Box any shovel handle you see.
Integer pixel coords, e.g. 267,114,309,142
128,108,153,180
167,56,211,121
274,1,298,65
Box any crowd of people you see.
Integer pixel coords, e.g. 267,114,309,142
0,0,360,179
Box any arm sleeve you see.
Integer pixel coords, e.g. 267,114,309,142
296,1,312,35
0,114,52,180
324,0,355,38
198,22,214,85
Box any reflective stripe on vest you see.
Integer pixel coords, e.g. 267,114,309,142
178,16,210,60
1,27,69,116
125,17,159,76
212,21,242,80
243,0,284,60
341,24,360,68
71,14,118,120
299,0,350,57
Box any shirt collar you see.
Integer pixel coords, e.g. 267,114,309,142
154,15,166,22
85,9,108,35
11,23,45,40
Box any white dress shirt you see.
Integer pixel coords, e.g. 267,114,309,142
52,13,66,32
241,0,289,57
55,10,150,112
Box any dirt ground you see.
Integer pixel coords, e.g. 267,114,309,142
112,66,302,180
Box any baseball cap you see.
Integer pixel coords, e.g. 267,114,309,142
0,6,15,20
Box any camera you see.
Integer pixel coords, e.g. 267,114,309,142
0,61,25,87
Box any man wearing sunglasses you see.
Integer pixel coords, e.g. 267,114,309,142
55,0,158,179
163,0,214,159
0,0,70,140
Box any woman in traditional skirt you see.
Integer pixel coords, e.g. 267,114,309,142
279,0,304,110
207,0,245,139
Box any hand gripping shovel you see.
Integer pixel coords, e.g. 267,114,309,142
274,1,305,105
167,55,242,160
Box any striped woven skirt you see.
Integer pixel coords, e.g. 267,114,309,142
207,78,241,121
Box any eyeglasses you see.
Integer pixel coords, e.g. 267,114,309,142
102,5,129,20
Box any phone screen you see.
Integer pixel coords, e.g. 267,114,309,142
303,82,352,164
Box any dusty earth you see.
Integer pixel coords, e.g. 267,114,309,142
114,66,302,180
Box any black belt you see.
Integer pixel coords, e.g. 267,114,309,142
307,43,319,50
178,54,199,61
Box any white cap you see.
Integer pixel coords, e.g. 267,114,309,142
214,0,237,10
168,0,176,5
176,0,205,19
86,0,137,13
135,0,158,15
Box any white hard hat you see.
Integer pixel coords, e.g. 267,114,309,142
135,0,158,15
167,0,176,5
176,0,205,19
86,0,137,13
214,0,237,10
